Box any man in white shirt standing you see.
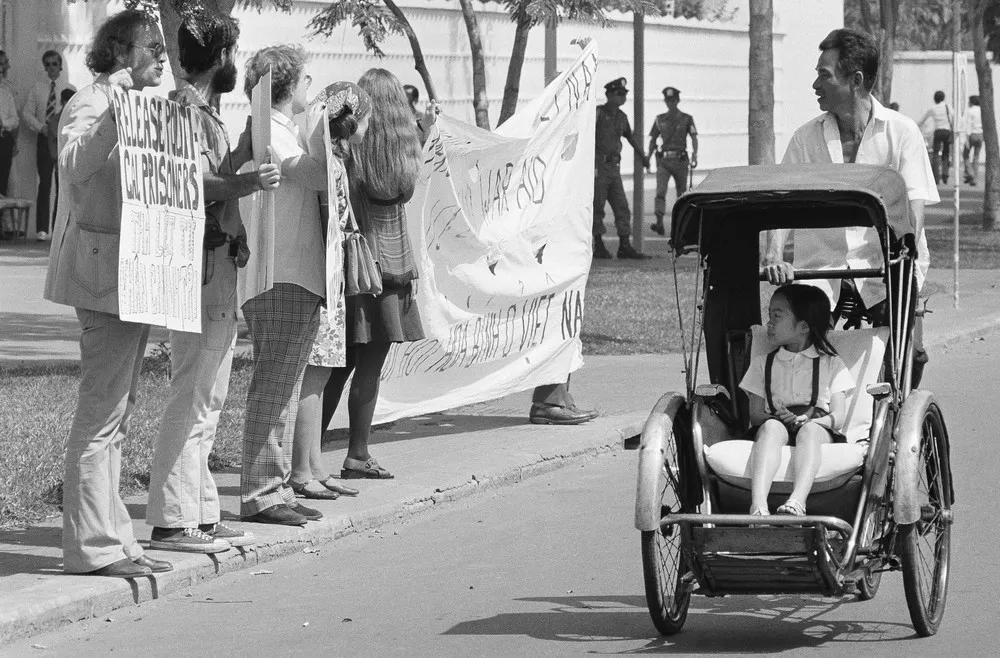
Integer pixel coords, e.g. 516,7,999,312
763,28,939,387
22,49,75,240
963,95,983,186
918,90,954,185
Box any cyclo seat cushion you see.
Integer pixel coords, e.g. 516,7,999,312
704,325,888,494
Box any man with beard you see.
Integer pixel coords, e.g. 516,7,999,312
146,12,281,552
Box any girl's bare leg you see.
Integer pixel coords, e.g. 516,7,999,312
786,423,833,507
750,419,790,513
291,365,332,491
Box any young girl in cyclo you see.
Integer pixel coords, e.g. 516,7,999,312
740,284,855,516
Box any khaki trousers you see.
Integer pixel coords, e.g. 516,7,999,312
146,251,238,528
62,309,149,573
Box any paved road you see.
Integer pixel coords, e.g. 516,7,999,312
7,333,999,656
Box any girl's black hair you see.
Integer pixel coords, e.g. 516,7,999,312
328,107,358,159
773,284,837,356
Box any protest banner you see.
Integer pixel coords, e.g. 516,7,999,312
369,42,599,424
238,70,275,306
113,88,204,331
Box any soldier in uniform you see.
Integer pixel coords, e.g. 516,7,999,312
593,77,649,259
647,86,698,236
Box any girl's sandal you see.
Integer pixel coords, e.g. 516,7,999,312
319,476,360,496
776,499,806,516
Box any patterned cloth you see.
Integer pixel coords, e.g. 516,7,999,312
351,189,418,286
308,155,350,367
240,284,321,515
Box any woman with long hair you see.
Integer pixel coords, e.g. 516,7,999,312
320,68,425,480
289,82,372,500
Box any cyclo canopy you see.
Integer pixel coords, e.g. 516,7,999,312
670,163,915,257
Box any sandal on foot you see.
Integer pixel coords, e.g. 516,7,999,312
289,479,340,500
750,506,769,516
319,476,360,496
342,457,394,480
777,499,806,516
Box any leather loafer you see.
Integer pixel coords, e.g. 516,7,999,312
133,555,173,573
529,402,595,426
288,501,323,521
242,503,307,526
84,557,152,578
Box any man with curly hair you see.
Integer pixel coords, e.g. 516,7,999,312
45,9,171,578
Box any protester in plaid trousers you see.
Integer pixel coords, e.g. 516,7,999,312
239,45,329,526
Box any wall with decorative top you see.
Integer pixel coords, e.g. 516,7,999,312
0,0,842,235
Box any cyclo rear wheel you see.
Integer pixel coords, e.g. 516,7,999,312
640,410,694,635
901,402,952,637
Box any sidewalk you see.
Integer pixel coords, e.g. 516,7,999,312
2,244,1000,645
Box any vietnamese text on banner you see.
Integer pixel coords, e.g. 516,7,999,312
369,42,599,424
113,88,205,331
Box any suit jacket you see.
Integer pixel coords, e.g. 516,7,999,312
44,75,124,314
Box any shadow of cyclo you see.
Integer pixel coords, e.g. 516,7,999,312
441,593,918,653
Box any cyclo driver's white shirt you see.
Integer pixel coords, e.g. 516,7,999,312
782,96,939,307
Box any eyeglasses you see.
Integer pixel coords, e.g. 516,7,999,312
130,42,166,60
43,61,61,69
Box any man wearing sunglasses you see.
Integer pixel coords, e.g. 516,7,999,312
22,50,75,241
593,77,649,260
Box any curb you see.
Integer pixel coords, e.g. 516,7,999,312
924,311,1000,350
0,416,645,646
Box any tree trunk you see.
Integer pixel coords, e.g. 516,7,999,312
457,0,491,129
748,0,775,165
383,0,438,101
858,0,873,35
875,0,899,104
971,1,1000,230
498,15,532,126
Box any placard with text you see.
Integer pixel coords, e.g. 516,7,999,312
113,88,205,331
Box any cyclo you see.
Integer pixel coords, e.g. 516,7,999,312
633,163,954,637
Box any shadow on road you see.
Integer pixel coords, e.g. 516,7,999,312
442,593,919,652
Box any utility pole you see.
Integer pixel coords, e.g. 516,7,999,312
953,0,962,308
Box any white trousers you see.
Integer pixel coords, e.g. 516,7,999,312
63,309,149,573
146,250,238,528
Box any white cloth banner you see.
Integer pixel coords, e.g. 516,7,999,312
239,71,275,307
113,89,205,331
372,42,599,423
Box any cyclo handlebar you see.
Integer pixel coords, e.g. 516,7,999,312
757,267,883,281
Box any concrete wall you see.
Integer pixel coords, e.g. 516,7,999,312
0,0,843,237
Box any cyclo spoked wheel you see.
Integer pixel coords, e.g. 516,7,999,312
901,402,952,636
857,431,895,601
640,420,692,635
856,475,890,601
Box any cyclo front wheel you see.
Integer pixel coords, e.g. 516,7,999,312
901,402,952,637
640,408,693,635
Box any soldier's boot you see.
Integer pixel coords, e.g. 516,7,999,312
650,214,666,236
592,235,613,259
617,236,650,260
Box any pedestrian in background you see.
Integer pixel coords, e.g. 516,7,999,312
146,12,280,552
44,9,172,578
289,81,372,500
647,86,698,236
239,45,327,526
918,90,954,185
0,49,18,198
22,49,75,241
963,95,983,186
319,68,425,481
592,77,649,260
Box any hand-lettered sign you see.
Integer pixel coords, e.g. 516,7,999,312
113,88,205,331
367,42,600,424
